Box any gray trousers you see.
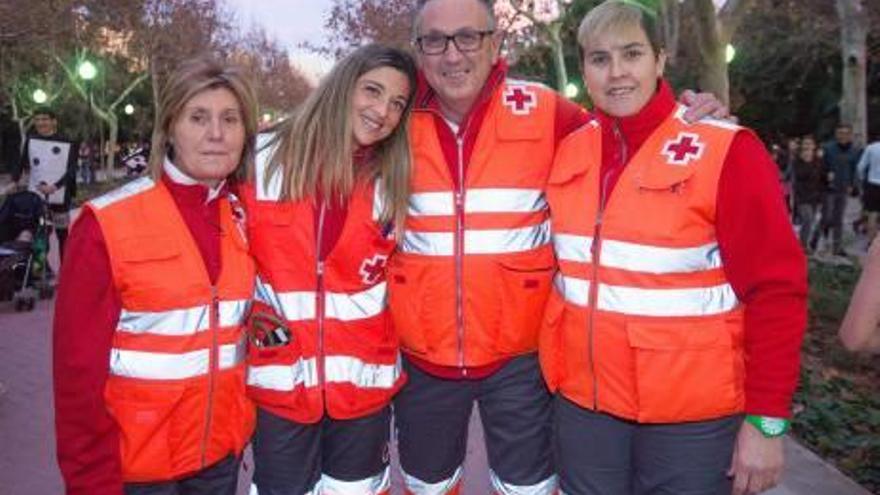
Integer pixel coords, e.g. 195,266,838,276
555,396,740,495
124,455,239,495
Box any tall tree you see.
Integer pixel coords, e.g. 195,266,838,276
320,0,414,58
690,0,752,105
835,0,868,145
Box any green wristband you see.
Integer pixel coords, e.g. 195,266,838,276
745,415,790,438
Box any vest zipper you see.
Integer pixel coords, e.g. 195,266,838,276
200,284,219,467
454,135,467,371
587,120,628,409
316,202,328,411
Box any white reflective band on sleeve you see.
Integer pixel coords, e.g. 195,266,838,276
247,357,320,391
465,188,547,213
324,354,402,389
255,278,316,322
401,221,551,256
554,273,738,316
325,282,387,321
553,273,591,307
553,233,593,263
408,191,454,216
319,466,391,494
403,466,462,495
600,240,723,274
489,470,557,495
109,342,245,380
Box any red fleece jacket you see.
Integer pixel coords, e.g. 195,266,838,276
594,80,808,417
53,175,225,494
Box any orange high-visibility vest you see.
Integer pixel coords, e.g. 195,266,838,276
241,145,404,425
87,177,255,482
389,81,559,368
542,106,747,423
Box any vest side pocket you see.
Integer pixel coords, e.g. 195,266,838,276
104,380,185,481
626,319,743,423
494,249,555,355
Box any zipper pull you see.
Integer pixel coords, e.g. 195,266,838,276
317,260,325,277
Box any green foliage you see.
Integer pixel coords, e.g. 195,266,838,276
793,260,880,492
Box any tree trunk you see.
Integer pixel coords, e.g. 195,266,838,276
692,0,730,105
835,0,868,146
106,115,118,179
659,0,680,65
548,23,567,93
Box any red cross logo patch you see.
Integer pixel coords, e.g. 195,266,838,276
661,132,705,166
502,85,537,115
359,254,388,285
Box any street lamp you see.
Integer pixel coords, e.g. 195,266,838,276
32,89,48,104
77,60,97,81
564,82,580,99
725,44,736,64
124,104,135,115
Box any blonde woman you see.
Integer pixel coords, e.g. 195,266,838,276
240,44,416,495
54,57,258,494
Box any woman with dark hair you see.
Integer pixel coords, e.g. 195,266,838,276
54,56,259,494
240,43,417,495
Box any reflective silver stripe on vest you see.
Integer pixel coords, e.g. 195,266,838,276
403,466,463,495
109,340,246,380
466,188,547,213
324,354,402,389
489,470,557,495
256,278,386,322
247,356,319,391
89,177,155,210
325,282,387,321
401,220,551,256
553,233,594,263
408,188,547,216
553,235,723,274
247,354,400,391
117,299,250,335
319,466,391,494
554,272,738,316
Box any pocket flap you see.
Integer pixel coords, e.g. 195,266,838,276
117,237,181,262
626,320,731,350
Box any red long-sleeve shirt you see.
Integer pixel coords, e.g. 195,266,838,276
53,174,224,494
594,80,808,417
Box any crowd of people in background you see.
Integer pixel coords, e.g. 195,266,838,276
773,124,874,256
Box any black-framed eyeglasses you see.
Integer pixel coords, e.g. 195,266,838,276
415,29,495,55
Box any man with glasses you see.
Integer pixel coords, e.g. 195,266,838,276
389,1,726,493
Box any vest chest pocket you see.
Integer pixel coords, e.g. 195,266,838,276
115,237,187,300
626,319,744,423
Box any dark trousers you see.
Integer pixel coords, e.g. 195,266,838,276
252,406,391,495
394,353,556,493
124,455,240,495
819,192,848,251
555,396,740,495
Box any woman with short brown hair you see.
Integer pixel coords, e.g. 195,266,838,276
54,56,258,494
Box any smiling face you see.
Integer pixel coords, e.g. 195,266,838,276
33,113,57,137
169,87,245,187
581,23,666,118
350,66,412,148
415,0,501,123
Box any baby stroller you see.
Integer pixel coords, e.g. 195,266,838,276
0,189,54,311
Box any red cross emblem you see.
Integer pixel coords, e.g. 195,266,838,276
503,85,537,115
661,132,705,166
359,254,388,285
